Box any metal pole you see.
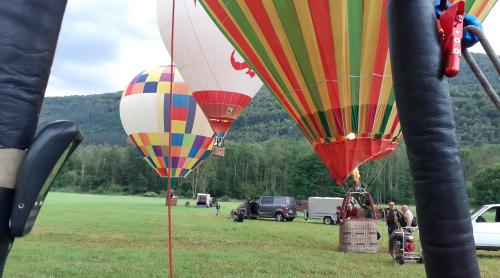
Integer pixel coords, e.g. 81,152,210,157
464,25,500,74
462,26,500,110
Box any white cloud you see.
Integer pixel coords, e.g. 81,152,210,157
46,2,499,97
46,0,169,96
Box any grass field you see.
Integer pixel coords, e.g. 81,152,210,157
4,193,499,277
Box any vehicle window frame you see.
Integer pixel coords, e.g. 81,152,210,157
471,205,488,219
248,197,259,204
261,197,273,205
476,207,499,223
274,197,286,205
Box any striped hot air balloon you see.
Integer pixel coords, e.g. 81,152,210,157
199,0,497,183
448,0,497,21
120,66,214,181
157,0,263,157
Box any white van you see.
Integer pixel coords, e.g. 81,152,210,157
306,197,344,225
196,193,212,208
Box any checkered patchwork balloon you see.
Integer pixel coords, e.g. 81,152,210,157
120,66,215,178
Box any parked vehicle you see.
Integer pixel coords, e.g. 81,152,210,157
305,197,344,225
196,193,212,208
471,204,500,250
237,196,296,221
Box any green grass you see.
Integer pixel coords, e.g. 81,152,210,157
5,193,499,277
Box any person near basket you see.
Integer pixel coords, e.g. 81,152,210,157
345,203,359,220
400,205,414,228
335,206,342,224
385,202,399,235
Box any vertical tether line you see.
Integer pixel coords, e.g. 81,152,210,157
167,0,176,277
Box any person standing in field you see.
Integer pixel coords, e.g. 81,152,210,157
385,202,399,235
215,201,221,216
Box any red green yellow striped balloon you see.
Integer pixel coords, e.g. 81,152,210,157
449,0,497,21
200,0,398,183
120,66,215,179
200,0,496,183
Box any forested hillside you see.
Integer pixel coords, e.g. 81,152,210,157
39,54,499,146
40,53,499,203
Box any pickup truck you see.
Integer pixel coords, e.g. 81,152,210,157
471,204,500,250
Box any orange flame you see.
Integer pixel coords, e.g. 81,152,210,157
352,167,361,185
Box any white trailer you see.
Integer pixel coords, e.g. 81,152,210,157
306,197,344,225
196,193,212,208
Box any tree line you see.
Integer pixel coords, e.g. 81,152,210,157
52,138,499,205
41,53,499,204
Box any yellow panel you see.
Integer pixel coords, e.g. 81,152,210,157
330,0,351,135
157,81,171,94
209,1,316,142
180,146,191,157
184,157,195,168
171,120,186,133
478,0,497,21
147,133,160,145
468,0,482,16
260,1,322,139
148,132,169,145
384,106,399,135
294,1,335,137
358,0,382,132
373,56,393,132
132,134,143,146
150,155,161,168
146,71,162,82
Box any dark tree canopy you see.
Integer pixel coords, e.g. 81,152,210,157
472,164,500,205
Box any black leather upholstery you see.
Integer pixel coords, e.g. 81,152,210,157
0,0,67,149
387,1,479,277
0,2,67,276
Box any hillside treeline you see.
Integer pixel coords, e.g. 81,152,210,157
39,53,499,147
53,140,499,204
44,53,499,204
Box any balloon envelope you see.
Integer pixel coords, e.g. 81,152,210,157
447,0,497,21
200,0,497,183
157,0,263,141
120,66,214,178
200,0,399,183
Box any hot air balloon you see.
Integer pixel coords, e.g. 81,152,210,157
157,0,263,157
120,66,214,183
199,0,496,183
446,0,497,21
198,0,400,183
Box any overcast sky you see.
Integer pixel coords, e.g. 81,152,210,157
45,1,500,97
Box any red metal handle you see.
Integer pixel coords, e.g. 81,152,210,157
439,1,465,77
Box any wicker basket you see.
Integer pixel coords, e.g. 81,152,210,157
339,219,378,253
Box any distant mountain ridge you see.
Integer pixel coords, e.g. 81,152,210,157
39,53,499,147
